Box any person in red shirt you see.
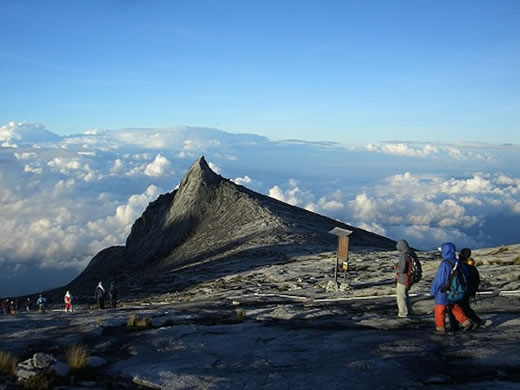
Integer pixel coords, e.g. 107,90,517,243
64,291,73,312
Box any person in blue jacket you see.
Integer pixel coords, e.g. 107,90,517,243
430,242,474,333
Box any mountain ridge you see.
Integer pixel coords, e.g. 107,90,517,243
67,156,396,298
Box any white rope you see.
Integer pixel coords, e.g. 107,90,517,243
226,289,520,303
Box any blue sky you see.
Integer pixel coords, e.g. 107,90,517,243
1,1,519,144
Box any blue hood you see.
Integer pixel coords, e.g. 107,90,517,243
441,242,457,261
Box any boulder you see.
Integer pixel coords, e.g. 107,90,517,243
52,361,70,377
33,352,55,369
87,356,107,368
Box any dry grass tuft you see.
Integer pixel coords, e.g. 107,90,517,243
0,351,17,376
513,256,520,265
127,314,152,328
127,313,137,327
235,308,246,322
22,372,54,390
65,343,89,371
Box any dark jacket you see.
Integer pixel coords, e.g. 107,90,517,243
395,239,417,285
465,263,480,297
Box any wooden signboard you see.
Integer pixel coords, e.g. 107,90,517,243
337,236,349,261
328,227,353,286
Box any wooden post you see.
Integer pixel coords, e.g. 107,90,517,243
329,227,352,287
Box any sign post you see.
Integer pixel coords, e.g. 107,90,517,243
328,227,353,287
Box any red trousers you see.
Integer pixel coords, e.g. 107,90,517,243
65,302,72,312
435,304,468,329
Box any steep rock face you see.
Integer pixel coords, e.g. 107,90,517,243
69,156,396,296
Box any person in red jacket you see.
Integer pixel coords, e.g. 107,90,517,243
64,291,73,312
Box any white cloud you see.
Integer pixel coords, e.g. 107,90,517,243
144,154,172,177
1,120,520,296
232,175,252,186
365,142,494,161
208,162,221,174
0,121,60,147
351,193,378,220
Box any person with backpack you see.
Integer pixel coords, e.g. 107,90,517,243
431,242,475,333
394,239,421,318
458,248,485,327
36,294,47,312
95,282,106,309
108,282,118,308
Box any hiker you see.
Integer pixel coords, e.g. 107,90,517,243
458,248,484,327
394,239,420,318
14,298,20,313
109,282,118,308
26,297,32,312
9,300,16,314
36,294,47,312
95,282,106,309
64,291,73,312
431,242,475,333
1,298,7,314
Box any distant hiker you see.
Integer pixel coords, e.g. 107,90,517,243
26,297,32,312
14,298,20,313
1,298,7,314
36,294,47,312
109,282,118,308
431,242,475,333
64,291,73,312
394,239,421,318
458,248,485,327
95,282,106,309
9,300,16,314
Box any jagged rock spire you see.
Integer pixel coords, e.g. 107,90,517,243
69,156,396,297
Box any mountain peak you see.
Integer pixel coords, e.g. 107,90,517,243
178,156,221,192
71,157,396,296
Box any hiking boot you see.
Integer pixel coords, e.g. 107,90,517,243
434,327,446,335
462,320,478,333
480,319,493,329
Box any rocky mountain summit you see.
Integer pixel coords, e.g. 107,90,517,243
4,157,520,389
2,245,520,389
67,156,395,300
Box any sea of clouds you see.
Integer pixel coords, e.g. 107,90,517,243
1,121,519,296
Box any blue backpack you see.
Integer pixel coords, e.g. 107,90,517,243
443,260,467,302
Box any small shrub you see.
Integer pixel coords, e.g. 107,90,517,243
135,317,152,328
127,314,136,327
127,314,152,328
0,351,17,376
22,372,54,390
65,343,89,371
513,256,520,265
235,308,246,322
